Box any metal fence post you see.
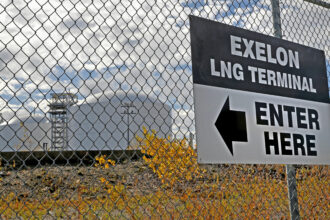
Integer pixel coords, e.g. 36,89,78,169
271,0,300,219
286,164,300,219
189,132,194,147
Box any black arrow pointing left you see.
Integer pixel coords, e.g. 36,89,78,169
215,97,248,156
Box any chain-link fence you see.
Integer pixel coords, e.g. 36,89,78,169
0,0,329,218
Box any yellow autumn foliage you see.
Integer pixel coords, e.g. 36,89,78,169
0,166,328,219
95,155,118,192
136,127,205,186
95,155,116,169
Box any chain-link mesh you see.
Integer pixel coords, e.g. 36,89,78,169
0,0,329,218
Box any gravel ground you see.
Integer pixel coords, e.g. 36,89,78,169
0,158,293,202
0,159,165,201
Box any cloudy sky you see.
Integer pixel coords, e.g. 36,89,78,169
0,0,329,137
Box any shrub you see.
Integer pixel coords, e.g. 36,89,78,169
136,127,205,186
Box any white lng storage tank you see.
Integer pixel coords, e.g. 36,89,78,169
0,91,172,152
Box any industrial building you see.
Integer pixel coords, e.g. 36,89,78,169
0,91,172,152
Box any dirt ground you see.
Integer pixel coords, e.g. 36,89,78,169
0,157,224,202
1,157,322,202
0,159,166,201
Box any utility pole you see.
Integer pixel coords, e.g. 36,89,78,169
121,102,136,148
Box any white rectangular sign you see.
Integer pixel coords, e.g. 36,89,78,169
195,84,330,164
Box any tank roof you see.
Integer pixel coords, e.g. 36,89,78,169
84,90,165,105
